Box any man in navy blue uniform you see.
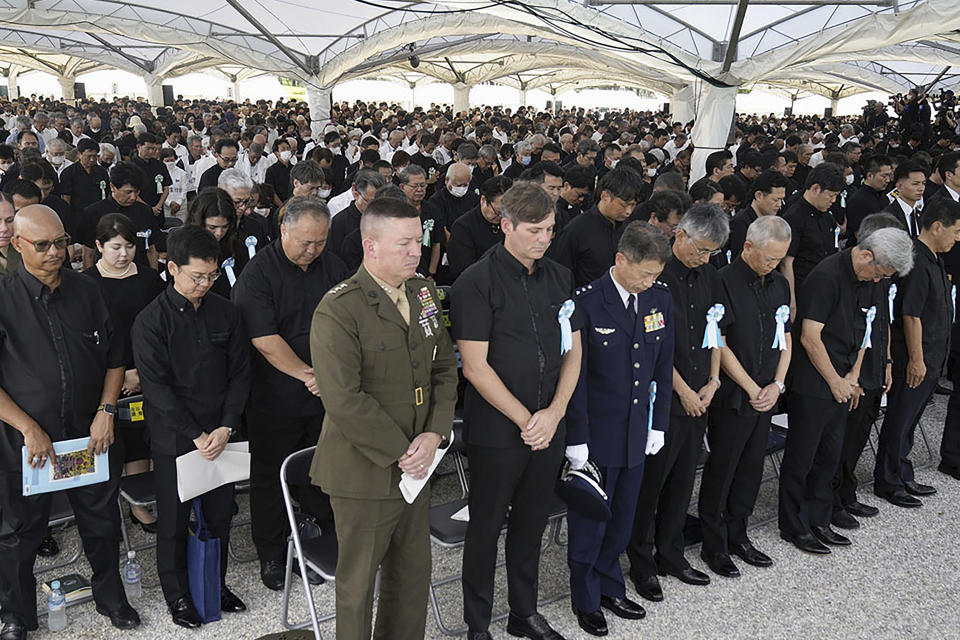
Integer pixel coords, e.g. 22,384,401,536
565,222,674,637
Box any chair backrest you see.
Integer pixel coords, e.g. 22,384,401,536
281,446,317,491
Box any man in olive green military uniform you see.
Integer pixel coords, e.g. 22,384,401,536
309,196,459,640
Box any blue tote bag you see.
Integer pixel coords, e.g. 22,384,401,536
187,499,222,623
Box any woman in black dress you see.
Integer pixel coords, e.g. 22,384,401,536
84,213,165,532
184,187,239,298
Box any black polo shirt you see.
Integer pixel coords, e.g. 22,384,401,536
423,186,479,233
265,161,292,201
0,268,123,459
555,197,581,237
328,202,361,264
551,205,621,287
452,243,582,448
791,249,873,400
58,162,110,216
232,240,350,417
717,257,791,415
782,196,838,291
43,194,76,238
727,206,758,262
130,155,171,208
447,205,503,280
660,254,728,415
891,239,952,380
198,163,226,190
78,196,164,262
845,184,889,239
131,288,250,456
417,205,444,276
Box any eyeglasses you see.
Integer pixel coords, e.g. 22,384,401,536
232,197,256,209
219,156,238,165
17,233,71,253
185,270,221,286
686,233,722,257
404,182,427,191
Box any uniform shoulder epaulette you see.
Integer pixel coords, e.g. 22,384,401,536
653,280,669,290
409,272,431,283
326,278,359,298
574,283,598,297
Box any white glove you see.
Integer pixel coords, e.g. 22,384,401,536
645,430,665,456
565,444,589,470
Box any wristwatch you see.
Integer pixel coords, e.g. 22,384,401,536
774,380,786,394
98,403,117,416
709,376,721,389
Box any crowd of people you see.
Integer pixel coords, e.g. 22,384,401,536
0,86,959,640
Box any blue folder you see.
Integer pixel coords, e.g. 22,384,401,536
22,437,110,496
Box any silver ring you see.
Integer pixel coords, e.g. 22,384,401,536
32,456,40,463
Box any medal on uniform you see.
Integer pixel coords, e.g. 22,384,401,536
701,303,724,349
861,306,877,349
772,305,789,350
422,219,434,247
419,317,434,337
99,179,106,200
245,235,258,259
155,174,163,195
558,299,575,355
222,257,236,287
888,283,897,323
643,309,665,333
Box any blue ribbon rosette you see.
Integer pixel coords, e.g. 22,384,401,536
558,299,575,354
701,303,725,349
888,283,897,324
647,381,657,433
245,235,258,259
222,257,236,287
953,285,957,323
860,305,877,349
771,305,790,350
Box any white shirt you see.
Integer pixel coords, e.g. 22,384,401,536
238,154,269,184
809,150,825,168
164,163,188,217
327,189,355,218
433,146,453,166
380,142,399,162
609,267,637,313
492,128,509,144
894,197,920,233
301,140,317,161
163,141,189,168
944,184,960,203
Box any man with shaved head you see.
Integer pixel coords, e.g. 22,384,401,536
0,205,139,640
423,162,479,256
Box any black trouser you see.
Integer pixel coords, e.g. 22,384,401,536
778,394,847,537
0,446,126,630
874,376,937,493
461,440,565,632
833,388,882,508
626,414,706,579
248,408,331,563
943,354,960,470
698,409,771,558
153,453,234,605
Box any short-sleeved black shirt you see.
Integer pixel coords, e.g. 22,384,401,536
78,196,164,263
328,203,361,264
232,240,350,416
783,196,838,290
416,206,444,276
58,162,110,216
791,249,873,400
716,257,791,414
452,243,582,448
551,206,622,287
446,205,502,280
130,155,172,207
845,184,889,240
659,254,728,415
198,164,226,190
0,268,124,459
83,266,166,368
891,239,952,379
727,206,758,262
265,162,292,201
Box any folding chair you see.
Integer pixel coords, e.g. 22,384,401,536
228,479,258,563
280,447,337,638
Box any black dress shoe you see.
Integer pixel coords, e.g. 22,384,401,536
843,501,880,518
630,573,663,602
600,595,645,619
875,488,922,508
0,622,26,640
95,603,141,629
830,509,860,530
506,612,566,640
294,563,325,585
811,525,851,546
572,607,607,637
658,565,710,586
780,531,831,555
129,509,157,534
260,559,285,591
221,586,246,613
939,462,960,480
700,552,740,578
729,542,772,567
169,595,203,629
903,480,937,496
37,534,59,558
467,632,493,640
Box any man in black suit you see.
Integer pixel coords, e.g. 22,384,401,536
881,160,928,237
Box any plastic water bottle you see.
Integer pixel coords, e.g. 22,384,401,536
123,550,142,601
47,580,67,632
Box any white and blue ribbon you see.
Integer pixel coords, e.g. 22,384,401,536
245,235,258,259
726,249,732,265
861,305,877,349
953,285,957,323
222,257,236,287
136,228,152,251
834,226,840,249
422,219,434,247
647,381,657,433
558,299,575,355
771,305,790,351
888,283,897,324
701,303,725,349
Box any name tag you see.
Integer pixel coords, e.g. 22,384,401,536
129,401,144,422
643,312,665,333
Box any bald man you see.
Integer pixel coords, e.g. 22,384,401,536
423,162,479,254
0,206,139,640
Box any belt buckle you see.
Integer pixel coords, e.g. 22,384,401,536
415,386,424,406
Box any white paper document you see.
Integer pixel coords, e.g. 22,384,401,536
399,431,454,504
176,442,250,503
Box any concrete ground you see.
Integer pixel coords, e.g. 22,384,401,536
26,394,960,640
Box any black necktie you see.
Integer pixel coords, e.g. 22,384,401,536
627,294,637,326
911,208,919,238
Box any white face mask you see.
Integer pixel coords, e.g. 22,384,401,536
646,168,657,177
254,207,270,217
164,160,178,170
329,146,341,155
279,150,292,162
319,188,332,198
450,185,469,198
845,173,855,186
49,155,64,166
